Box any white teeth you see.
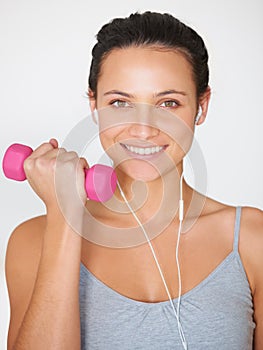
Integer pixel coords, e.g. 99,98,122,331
123,144,164,155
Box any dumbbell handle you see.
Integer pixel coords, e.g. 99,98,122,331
2,143,117,202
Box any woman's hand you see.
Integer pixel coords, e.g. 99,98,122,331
23,138,88,217
6,138,85,350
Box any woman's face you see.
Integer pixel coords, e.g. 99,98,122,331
89,46,210,181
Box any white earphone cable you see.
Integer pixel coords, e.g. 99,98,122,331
117,173,187,350
176,173,186,347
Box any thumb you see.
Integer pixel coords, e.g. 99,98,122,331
79,157,89,169
49,138,58,148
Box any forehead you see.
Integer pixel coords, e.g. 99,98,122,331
97,46,196,96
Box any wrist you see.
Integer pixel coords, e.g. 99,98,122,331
44,206,83,250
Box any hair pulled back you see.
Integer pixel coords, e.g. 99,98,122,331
88,11,209,98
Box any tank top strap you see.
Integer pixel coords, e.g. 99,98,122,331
233,206,242,252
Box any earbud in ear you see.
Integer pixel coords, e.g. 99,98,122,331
195,106,203,124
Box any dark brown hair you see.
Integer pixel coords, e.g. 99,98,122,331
88,11,209,98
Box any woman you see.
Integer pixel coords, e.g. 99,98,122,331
5,11,263,350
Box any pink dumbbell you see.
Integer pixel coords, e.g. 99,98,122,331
2,143,117,202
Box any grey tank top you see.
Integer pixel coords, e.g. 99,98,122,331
79,206,255,349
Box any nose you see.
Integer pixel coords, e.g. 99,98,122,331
127,104,160,139
128,123,160,139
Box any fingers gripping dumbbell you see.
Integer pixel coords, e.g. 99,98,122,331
2,143,117,202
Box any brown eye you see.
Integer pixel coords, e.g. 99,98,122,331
111,100,130,108
160,101,179,108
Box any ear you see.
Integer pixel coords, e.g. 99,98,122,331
196,86,211,125
87,88,97,113
87,88,99,124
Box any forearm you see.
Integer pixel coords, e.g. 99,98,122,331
12,212,82,350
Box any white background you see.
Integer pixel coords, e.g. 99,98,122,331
0,0,262,348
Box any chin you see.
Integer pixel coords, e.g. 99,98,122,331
117,160,165,183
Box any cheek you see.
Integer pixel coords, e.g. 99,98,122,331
98,127,123,154
99,130,113,151
175,106,196,128
158,119,195,156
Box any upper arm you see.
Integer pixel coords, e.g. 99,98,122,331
252,212,263,350
239,207,263,349
5,216,46,349
254,286,263,349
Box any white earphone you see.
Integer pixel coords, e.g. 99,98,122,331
117,171,188,350
195,105,203,124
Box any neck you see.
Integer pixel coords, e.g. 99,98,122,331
113,164,191,224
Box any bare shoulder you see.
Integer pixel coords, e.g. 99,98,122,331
238,206,263,274
239,206,263,234
236,206,263,348
203,197,263,257
239,206,263,260
5,215,46,347
197,193,237,225
238,206,263,292
6,215,46,280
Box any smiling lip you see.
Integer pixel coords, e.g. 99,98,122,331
120,142,168,159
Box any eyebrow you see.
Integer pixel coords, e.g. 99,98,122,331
103,89,187,98
104,90,133,98
154,89,187,97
